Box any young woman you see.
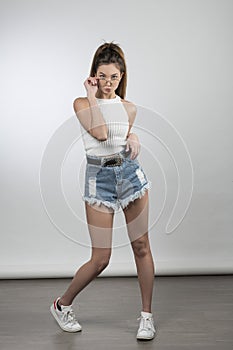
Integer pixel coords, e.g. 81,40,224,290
50,42,156,340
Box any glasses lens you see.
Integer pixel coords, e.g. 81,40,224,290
98,76,119,82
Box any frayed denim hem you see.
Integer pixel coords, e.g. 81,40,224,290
83,196,120,210
119,181,151,209
83,181,151,211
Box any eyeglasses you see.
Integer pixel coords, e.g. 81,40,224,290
97,76,120,83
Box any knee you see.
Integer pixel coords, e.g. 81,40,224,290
132,238,150,259
92,256,110,273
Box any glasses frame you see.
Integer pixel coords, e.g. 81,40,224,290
97,76,121,83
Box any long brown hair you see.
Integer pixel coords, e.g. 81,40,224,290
89,42,127,99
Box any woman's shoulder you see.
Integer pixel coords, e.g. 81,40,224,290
121,98,137,117
73,97,89,112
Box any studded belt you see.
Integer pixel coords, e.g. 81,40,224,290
86,150,130,167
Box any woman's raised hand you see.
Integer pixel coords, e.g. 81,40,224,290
84,77,99,97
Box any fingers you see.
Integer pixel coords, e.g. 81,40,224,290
130,144,140,159
126,139,140,159
84,77,99,96
126,133,141,159
85,77,99,86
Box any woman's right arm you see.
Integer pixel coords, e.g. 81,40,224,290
73,77,108,141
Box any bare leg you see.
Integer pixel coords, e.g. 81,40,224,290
123,191,155,313
59,203,114,306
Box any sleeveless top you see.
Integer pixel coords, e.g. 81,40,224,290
80,95,129,156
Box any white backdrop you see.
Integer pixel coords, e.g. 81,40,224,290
1,0,232,278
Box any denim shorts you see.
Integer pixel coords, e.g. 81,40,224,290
83,152,150,210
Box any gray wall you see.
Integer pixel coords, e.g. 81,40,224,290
1,0,232,278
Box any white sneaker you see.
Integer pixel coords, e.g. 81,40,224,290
50,297,82,332
136,311,156,340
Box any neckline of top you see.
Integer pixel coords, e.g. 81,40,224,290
96,95,121,104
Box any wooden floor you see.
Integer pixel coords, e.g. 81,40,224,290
0,275,232,350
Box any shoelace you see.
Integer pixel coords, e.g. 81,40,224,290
137,316,155,332
62,308,78,326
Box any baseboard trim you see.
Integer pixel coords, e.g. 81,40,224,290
0,260,232,279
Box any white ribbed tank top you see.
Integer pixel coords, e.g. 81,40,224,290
80,95,129,156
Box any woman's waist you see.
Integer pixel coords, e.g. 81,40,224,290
85,143,126,156
86,148,131,167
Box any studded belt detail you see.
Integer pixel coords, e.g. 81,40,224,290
86,151,130,167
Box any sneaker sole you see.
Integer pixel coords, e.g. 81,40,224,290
50,305,82,332
137,331,156,340
137,335,155,340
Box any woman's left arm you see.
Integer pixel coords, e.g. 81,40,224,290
123,101,140,159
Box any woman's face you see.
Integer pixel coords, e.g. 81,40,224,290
95,63,122,96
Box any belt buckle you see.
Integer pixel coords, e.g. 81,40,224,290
103,155,122,167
